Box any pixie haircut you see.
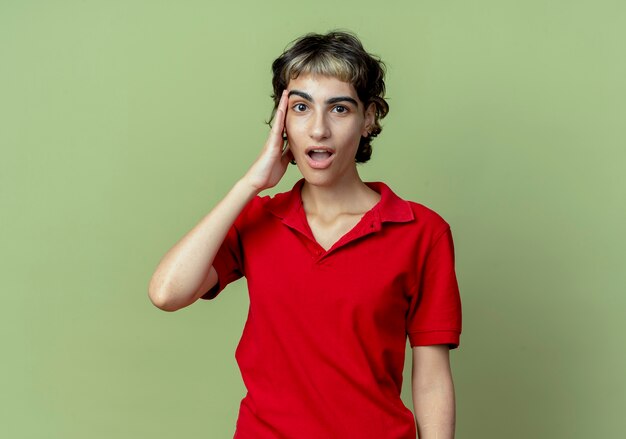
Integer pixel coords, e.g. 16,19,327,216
270,31,389,163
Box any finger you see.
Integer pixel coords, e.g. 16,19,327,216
271,90,289,137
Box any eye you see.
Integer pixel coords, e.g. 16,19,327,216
332,105,349,114
292,103,308,112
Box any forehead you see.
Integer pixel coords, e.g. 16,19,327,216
287,74,361,103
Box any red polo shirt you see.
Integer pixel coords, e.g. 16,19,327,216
202,179,462,439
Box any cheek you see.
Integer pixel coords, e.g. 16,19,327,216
285,116,304,139
341,122,366,141
284,114,294,131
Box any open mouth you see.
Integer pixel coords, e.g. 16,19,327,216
308,149,333,161
305,147,336,169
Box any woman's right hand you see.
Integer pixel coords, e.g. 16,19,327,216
243,90,294,192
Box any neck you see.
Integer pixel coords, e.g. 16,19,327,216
300,173,379,216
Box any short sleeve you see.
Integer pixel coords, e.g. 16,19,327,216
200,212,247,301
406,227,462,349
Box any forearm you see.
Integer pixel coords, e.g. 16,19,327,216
411,344,456,439
148,177,258,311
412,374,456,439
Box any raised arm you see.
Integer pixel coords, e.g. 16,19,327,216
411,345,456,439
148,90,293,311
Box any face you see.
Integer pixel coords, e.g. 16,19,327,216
285,73,375,188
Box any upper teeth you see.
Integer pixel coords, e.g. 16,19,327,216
312,149,327,153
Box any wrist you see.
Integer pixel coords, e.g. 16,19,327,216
234,176,263,200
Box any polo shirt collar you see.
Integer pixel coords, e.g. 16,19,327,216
266,178,415,234
366,181,415,224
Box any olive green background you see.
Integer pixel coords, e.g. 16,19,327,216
2,1,624,438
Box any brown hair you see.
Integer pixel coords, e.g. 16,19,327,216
269,30,389,163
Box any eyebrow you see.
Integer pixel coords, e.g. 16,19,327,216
288,90,359,107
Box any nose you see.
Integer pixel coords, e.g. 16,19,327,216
309,111,330,141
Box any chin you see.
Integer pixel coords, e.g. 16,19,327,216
301,173,332,187
297,167,338,188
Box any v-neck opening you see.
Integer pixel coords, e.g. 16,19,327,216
297,189,383,255
265,179,416,259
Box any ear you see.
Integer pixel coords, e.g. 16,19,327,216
362,102,376,137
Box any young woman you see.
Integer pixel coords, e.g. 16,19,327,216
149,31,462,439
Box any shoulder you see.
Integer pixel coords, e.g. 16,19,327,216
260,179,303,219
402,201,452,251
236,181,300,228
374,181,450,236
407,200,450,232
